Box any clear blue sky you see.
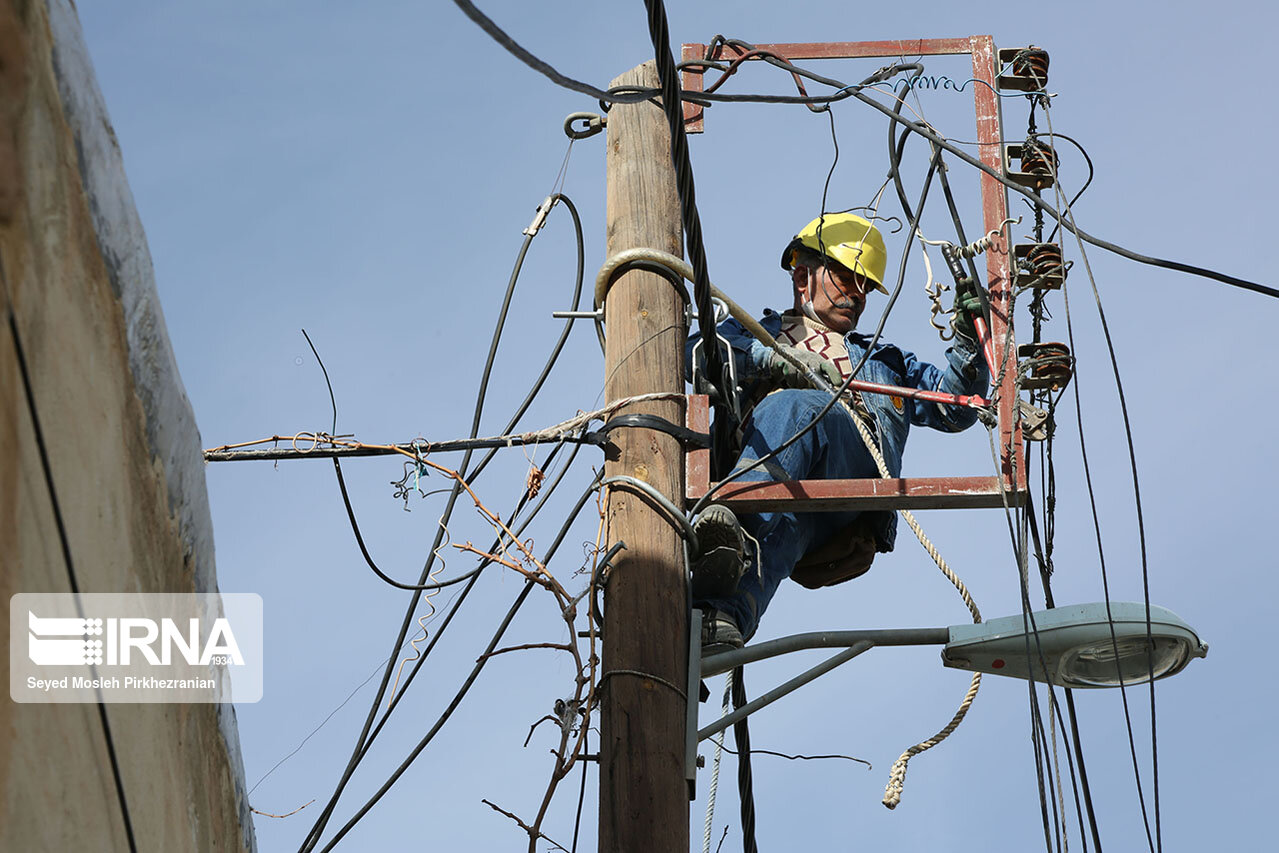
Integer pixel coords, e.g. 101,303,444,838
76,2,1276,850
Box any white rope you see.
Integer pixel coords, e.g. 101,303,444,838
702,672,733,853
839,404,984,808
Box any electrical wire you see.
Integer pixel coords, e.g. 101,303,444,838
453,14,1269,298
301,192,586,851
311,474,606,851
569,731,590,853
731,667,759,853
1054,170,1161,853
357,442,590,764
1,255,140,853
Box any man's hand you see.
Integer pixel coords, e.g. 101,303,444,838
951,276,986,342
767,345,843,389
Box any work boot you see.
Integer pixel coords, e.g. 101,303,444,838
690,505,747,600
700,608,744,656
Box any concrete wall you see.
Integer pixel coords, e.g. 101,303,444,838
0,1,255,849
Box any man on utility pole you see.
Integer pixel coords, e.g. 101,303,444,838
687,212,989,652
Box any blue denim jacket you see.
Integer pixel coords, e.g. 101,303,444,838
688,309,989,550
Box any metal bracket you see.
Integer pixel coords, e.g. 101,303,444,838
1019,399,1051,442
685,609,702,799
551,309,604,320
693,627,950,743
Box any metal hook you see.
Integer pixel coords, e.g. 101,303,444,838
564,112,607,140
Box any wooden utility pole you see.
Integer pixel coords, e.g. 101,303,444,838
599,60,690,853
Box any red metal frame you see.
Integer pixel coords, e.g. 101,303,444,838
681,37,1025,512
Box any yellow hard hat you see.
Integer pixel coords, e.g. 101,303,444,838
780,213,889,294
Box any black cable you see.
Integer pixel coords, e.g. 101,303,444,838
731,668,759,853
328,430,599,591
1060,280,1157,853
299,224,536,850
641,0,724,392
355,445,591,764
2,258,139,853
318,579,536,852
591,412,710,448
703,44,1269,296
570,732,590,853
454,13,1270,299
297,330,522,595
1056,181,1163,851
1043,131,1095,243
312,474,605,851
1026,498,1104,853
985,376,1097,853
301,192,586,850
1019,511,1062,853
450,0,646,104
994,443,1093,853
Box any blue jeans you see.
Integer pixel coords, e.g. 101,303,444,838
697,390,879,640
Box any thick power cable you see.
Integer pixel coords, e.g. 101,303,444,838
731,668,759,853
1,257,139,853
641,0,725,390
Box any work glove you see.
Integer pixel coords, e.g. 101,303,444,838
951,276,986,342
764,345,844,390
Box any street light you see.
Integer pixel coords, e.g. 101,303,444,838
694,602,1207,748
941,602,1208,688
